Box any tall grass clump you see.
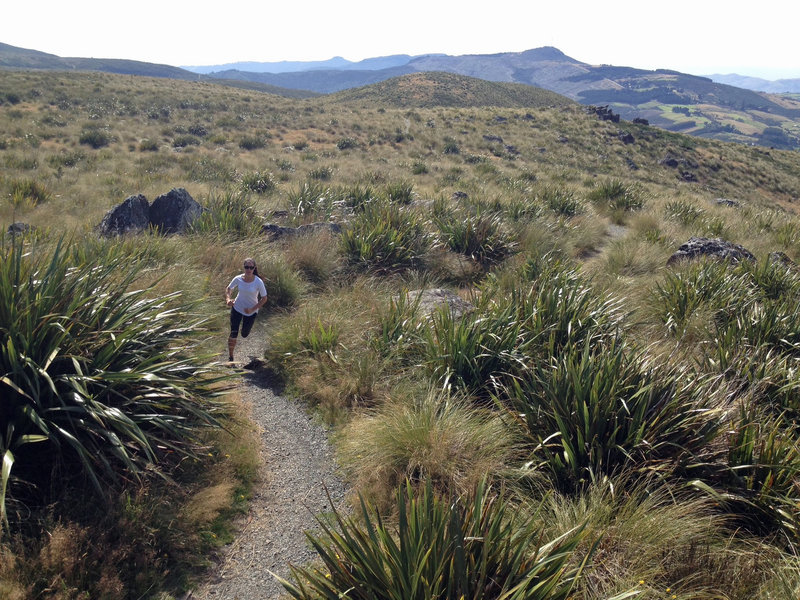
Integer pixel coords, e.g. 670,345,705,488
339,389,516,507
256,255,307,308
385,180,415,204
652,258,800,415
514,253,624,359
420,299,528,398
7,178,51,207
340,202,430,273
338,183,377,212
419,254,623,398
283,231,342,286
288,181,333,219
538,186,582,217
371,290,426,359
190,190,262,237
240,170,277,195
586,178,644,212
280,480,594,600
502,340,722,491
0,237,226,528
432,209,516,265
78,127,112,149
719,407,800,541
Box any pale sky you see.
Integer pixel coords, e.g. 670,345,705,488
4,0,799,79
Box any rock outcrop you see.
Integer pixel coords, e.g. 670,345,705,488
403,288,476,320
261,222,342,240
7,222,34,236
667,237,756,266
97,188,202,237
96,194,150,236
148,188,203,234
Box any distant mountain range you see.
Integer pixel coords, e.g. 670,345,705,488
184,49,800,96
707,73,800,94
2,42,799,148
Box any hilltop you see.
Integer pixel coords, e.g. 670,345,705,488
0,42,319,99
328,72,574,109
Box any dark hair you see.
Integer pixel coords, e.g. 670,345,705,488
243,257,260,278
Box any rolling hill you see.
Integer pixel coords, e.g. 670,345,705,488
327,72,575,109
0,42,319,99
2,41,799,148
196,47,800,149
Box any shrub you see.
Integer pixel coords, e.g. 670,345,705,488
78,128,111,149
239,135,266,150
189,190,261,236
7,178,51,207
539,186,582,217
340,203,430,273
336,137,358,150
432,210,516,265
502,340,722,491
240,170,277,194
385,180,414,204
280,480,593,600
0,238,226,527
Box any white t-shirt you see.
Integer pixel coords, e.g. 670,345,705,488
228,275,268,316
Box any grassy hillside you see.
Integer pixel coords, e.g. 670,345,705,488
3,68,800,599
6,40,800,149
329,72,575,108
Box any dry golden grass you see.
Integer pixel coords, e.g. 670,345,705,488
4,67,800,599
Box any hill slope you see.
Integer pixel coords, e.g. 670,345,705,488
3,41,800,147
204,47,800,149
0,42,316,98
328,72,575,108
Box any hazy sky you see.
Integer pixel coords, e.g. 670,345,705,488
4,0,799,79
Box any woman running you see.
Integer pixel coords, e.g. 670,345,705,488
225,257,268,362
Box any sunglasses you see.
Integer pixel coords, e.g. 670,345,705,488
243,265,255,270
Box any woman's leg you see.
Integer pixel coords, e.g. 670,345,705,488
240,313,257,338
228,308,243,361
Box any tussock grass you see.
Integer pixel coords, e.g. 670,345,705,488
338,389,516,509
281,479,593,600
3,67,800,597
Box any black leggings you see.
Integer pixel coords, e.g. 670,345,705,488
230,308,257,338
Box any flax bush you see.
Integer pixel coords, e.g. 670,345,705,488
280,480,595,600
0,237,226,529
503,340,722,491
340,202,430,273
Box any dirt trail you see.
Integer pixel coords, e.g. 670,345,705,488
191,319,347,600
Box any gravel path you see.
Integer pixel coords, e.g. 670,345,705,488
191,320,347,600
